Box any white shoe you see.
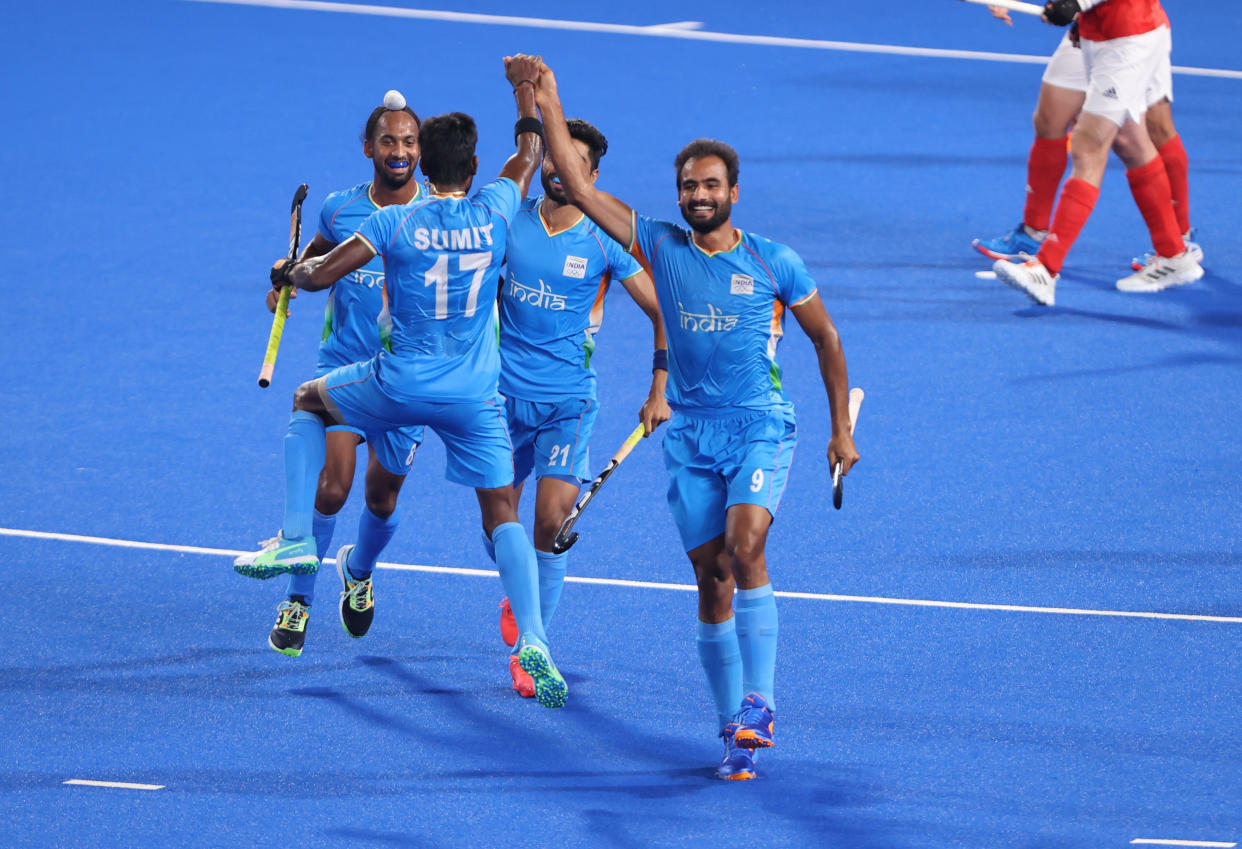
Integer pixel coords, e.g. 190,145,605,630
1131,231,1203,271
1116,249,1204,292
993,258,1057,306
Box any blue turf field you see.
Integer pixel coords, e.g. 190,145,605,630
2,1,1240,847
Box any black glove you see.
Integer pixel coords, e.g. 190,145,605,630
270,258,295,289
1044,0,1080,27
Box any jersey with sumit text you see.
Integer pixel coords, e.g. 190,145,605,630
315,181,422,370
354,178,521,403
499,196,642,402
631,214,818,414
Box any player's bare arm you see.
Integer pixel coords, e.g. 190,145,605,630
790,293,859,475
499,54,545,196
266,232,338,313
534,61,637,251
275,235,374,294
618,269,672,435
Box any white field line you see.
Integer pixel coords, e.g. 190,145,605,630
181,0,1242,80
1131,841,1237,848
5,526,1241,624
63,779,165,790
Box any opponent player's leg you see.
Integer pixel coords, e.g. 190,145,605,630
234,377,338,580
974,83,1083,260
1110,114,1200,291
1024,84,1085,228
268,427,360,656
993,110,1117,305
974,32,1085,260
1145,99,1193,241
335,439,413,639
1142,26,1194,247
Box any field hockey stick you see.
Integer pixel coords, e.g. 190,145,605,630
551,423,648,554
957,0,1045,17
833,387,865,510
257,183,309,388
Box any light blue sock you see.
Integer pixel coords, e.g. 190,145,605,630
491,522,545,643
312,509,337,559
481,531,496,564
283,411,326,541
349,507,397,579
697,618,743,732
536,549,568,632
286,510,336,603
735,584,778,710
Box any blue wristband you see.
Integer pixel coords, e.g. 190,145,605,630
652,349,668,372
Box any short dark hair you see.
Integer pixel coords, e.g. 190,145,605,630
673,138,739,188
418,112,478,186
566,118,608,171
361,104,421,144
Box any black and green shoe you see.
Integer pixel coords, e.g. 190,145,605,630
268,598,310,657
336,544,374,638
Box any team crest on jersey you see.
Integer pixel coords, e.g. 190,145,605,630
730,274,754,296
563,255,588,279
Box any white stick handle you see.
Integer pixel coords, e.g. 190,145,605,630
847,387,864,435
958,0,1045,17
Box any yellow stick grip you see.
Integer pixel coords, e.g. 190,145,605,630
257,285,292,387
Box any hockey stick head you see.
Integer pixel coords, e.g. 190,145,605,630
551,531,578,554
291,183,309,212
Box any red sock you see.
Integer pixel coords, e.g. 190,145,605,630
1127,156,1184,258
1157,135,1190,235
1023,135,1069,232
1036,177,1098,275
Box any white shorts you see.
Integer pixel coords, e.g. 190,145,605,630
1080,25,1173,126
1041,31,1088,93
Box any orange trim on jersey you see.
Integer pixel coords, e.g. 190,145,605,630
690,228,742,258
769,299,785,339
628,230,656,280
790,288,819,308
588,272,612,330
353,232,379,256
537,198,585,237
